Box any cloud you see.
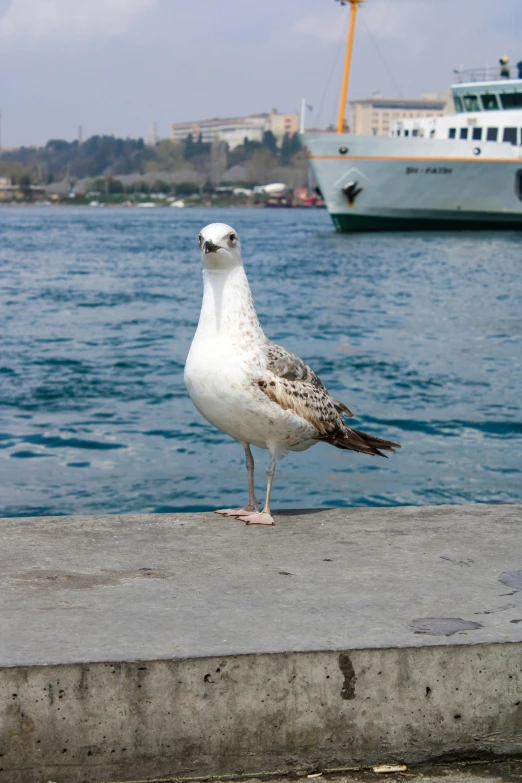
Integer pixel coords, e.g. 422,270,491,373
292,14,344,43
360,1,522,84
0,0,155,45
293,1,522,62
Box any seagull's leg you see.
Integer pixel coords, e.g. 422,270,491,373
237,452,276,526
245,443,260,509
215,443,260,517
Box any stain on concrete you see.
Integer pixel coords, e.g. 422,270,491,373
440,556,474,567
499,570,522,591
12,568,168,590
475,603,516,615
410,617,483,636
338,653,356,700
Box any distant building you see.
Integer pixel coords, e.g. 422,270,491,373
0,176,45,201
349,92,452,136
147,121,159,147
170,110,299,149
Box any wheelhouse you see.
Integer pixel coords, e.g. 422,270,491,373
391,72,522,147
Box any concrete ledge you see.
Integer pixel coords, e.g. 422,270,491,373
1,504,521,783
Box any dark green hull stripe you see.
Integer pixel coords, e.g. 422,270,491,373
331,212,522,233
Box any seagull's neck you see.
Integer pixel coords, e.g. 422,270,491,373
197,264,266,347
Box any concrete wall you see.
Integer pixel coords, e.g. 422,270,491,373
2,643,521,783
2,504,521,782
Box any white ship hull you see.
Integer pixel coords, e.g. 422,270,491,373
303,133,522,231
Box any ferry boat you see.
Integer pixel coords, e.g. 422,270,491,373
303,0,522,231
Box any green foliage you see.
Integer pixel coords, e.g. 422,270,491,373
0,160,31,182
176,181,200,195
183,133,211,160
46,139,76,152
18,173,32,189
262,130,278,153
0,131,306,188
281,132,301,164
129,181,150,194
150,179,172,193
145,139,185,173
2,135,154,180
246,148,277,183
93,177,124,194
228,137,262,167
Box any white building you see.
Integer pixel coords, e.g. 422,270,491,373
349,92,451,136
170,110,299,149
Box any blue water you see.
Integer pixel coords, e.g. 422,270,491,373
1,206,521,517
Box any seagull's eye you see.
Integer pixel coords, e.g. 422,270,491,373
229,233,237,244
198,233,203,246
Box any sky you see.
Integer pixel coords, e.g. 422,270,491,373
0,0,521,147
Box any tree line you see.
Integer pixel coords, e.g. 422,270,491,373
0,131,304,187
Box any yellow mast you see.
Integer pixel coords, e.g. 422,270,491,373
337,0,362,134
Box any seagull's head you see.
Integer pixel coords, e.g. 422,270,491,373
198,223,242,271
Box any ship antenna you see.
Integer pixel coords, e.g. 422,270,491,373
337,0,363,134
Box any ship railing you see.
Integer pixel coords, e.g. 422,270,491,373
453,66,521,83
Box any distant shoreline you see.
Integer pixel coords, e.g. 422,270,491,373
0,202,328,210
0,202,267,209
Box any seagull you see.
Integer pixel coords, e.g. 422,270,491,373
184,223,400,526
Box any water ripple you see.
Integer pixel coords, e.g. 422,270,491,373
1,206,521,516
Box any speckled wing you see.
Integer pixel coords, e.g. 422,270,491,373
256,341,348,435
257,342,400,457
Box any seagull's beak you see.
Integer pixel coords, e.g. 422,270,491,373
203,240,220,254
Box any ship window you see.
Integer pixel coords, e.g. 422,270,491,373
472,127,483,140
500,93,522,109
503,127,517,145
516,170,522,200
396,129,401,136
481,94,499,111
460,127,469,139
463,95,480,112
454,96,463,112
487,127,498,141
404,129,409,136
412,129,418,137
448,128,456,139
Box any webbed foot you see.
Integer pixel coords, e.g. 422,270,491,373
236,511,275,526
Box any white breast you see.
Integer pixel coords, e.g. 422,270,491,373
184,264,317,453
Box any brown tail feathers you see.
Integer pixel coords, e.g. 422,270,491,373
326,427,401,458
